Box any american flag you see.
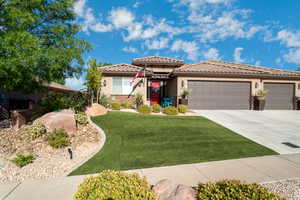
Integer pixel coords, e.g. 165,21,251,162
130,67,145,85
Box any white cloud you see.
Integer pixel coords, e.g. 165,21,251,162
73,0,86,17
276,30,300,47
269,30,300,64
234,47,245,63
122,46,138,53
284,48,300,64
74,1,112,33
65,77,86,90
133,1,141,8
202,47,220,60
254,60,261,66
109,8,135,28
171,39,199,61
145,37,169,50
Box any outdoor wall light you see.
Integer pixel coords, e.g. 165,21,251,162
181,80,185,88
298,83,300,90
103,80,106,87
255,82,258,89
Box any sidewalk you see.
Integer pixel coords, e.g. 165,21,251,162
1,153,300,200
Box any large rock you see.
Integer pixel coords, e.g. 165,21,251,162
37,109,76,133
85,103,107,117
153,179,197,200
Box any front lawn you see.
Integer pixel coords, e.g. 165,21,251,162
70,112,277,175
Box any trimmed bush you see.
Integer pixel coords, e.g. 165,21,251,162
163,106,178,115
178,105,188,114
75,112,88,125
23,121,47,139
73,170,155,200
12,154,34,167
137,105,151,114
198,180,284,200
152,104,161,113
121,101,132,109
47,129,69,148
111,102,121,110
99,95,111,108
134,92,144,107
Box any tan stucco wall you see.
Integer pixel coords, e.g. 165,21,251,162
101,76,149,104
149,67,177,73
177,77,300,97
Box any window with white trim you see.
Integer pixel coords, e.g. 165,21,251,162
112,77,133,95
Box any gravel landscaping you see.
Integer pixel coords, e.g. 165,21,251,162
0,123,100,184
261,178,300,200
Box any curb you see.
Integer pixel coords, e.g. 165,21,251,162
63,116,106,176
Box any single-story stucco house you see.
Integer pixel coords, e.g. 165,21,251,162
101,56,300,110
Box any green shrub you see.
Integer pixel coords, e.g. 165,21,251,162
99,95,111,108
163,106,178,115
75,112,88,125
47,129,69,148
198,180,284,200
137,105,151,114
178,105,188,114
73,170,155,200
40,93,87,112
134,92,144,107
121,101,132,109
23,121,47,139
152,104,161,113
12,154,34,167
111,102,121,110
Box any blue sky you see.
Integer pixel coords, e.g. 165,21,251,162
66,0,300,89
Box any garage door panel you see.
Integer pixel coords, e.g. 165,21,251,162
264,83,294,110
188,81,250,110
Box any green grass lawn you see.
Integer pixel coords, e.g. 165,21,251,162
70,111,277,176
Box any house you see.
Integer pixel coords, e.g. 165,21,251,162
101,56,300,110
0,82,77,120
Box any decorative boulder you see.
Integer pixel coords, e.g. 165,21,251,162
85,103,107,117
37,109,76,133
153,179,197,200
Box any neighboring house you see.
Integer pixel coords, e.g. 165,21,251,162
0,82,76,120
101,56,300,110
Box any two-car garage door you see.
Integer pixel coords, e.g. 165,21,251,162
188,81,295,110
188,81,251,109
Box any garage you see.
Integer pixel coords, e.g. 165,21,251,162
188,81,251,109
264,83,295,110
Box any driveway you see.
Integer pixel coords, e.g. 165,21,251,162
193,110,300,154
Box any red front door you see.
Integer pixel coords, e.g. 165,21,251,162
151,81,160,105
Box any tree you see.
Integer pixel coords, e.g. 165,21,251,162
85,59,108,104
0,0,92,93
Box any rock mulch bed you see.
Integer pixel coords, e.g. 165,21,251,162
261,178,300,200
0,123,100,184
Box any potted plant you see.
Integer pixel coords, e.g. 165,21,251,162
254,89,268,110
179,89,191,105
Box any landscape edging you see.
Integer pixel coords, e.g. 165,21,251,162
63,116,107,176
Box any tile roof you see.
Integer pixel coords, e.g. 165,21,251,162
132,56,184,66
102,64,152,74
174,60,300,78
43,82,77,92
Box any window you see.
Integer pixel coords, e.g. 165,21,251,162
112,77,133,95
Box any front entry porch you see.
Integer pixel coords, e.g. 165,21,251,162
148,78,176,107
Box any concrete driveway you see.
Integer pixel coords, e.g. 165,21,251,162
194,110,300,154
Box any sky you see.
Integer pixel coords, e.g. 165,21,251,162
65,0,300,90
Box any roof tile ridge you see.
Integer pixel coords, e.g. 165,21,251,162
206,60,271,74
